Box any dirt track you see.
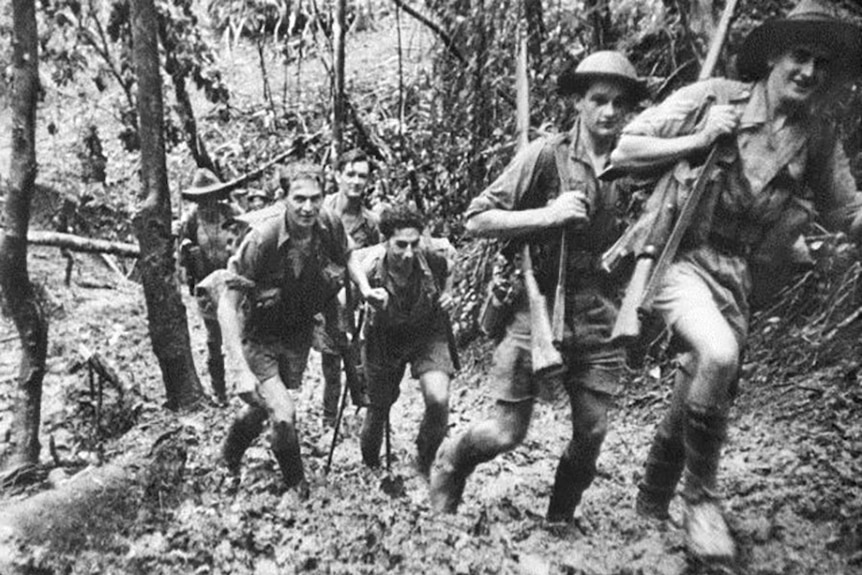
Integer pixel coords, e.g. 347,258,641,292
1,248,861,574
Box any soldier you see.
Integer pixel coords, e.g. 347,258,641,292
315,149,380,425
429,52,648,523
215,161,387,494
355,205,457,476
247,188,272,212
177,168,244,402
609,0,862,560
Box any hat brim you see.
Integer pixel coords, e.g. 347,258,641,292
557,71,650,103
737,20,862,80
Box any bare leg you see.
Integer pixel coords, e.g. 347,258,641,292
415,370,450,477
429,400,533,513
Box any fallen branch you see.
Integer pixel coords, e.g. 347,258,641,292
27,230,140,258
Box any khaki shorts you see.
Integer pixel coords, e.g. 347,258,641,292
242,325,314,390
490,308,625,403
363,327,454,408
651,248,749,348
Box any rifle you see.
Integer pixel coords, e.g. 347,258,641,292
522,244,565,375
609,0,739,343
550,135,586,348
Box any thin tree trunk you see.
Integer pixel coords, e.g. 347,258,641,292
523,0,544,71
0,0,48,474
332,0,346,162
130,0,204,409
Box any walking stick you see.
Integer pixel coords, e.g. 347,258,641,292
324,305,366,474
385,413,392,471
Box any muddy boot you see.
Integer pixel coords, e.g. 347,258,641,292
271,420,306,491
415,402,448,479
322,353,342,426
360,407,387,468
429,436,479,514
546,436,601,523
681,403,735,561
222,406,267,474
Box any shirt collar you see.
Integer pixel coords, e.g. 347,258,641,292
276,210,322,250
740,81,768,129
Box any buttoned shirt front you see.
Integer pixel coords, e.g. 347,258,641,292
228,207,352,340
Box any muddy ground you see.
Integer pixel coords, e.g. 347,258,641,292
2,11,862,575
1,241,861,575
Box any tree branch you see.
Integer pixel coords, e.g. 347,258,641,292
391,0,466,66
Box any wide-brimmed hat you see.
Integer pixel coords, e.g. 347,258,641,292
557,50,650,102
737,0,862,81
182,168,232,201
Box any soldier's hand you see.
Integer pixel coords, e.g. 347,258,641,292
549,191,590,227
701,105,739,145
362,287,389,310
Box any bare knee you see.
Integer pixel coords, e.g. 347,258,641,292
694,339,739,384
421,371,450,409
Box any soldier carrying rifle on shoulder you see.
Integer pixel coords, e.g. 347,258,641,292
607,0,862,561
429,51,649,524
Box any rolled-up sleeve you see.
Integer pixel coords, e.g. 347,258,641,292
227,230,264,284
623,81,716,139
464,139,547,219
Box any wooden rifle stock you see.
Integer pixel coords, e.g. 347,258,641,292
522,244,564,375
610,253,654,343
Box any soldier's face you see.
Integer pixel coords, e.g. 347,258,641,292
386,226,422,270
767,44,832,108
285,179,323,230
575,80,631,142
336,160,371,200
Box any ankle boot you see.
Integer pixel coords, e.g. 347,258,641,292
681,403,735,560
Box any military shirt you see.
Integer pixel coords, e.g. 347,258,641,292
227,207,352,340
466,121,630,351
623,78,862,246
323,192,381,248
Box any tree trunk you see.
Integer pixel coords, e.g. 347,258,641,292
523,0,544,71
0,0,48,473
332,0,346,162
130,0,204,409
